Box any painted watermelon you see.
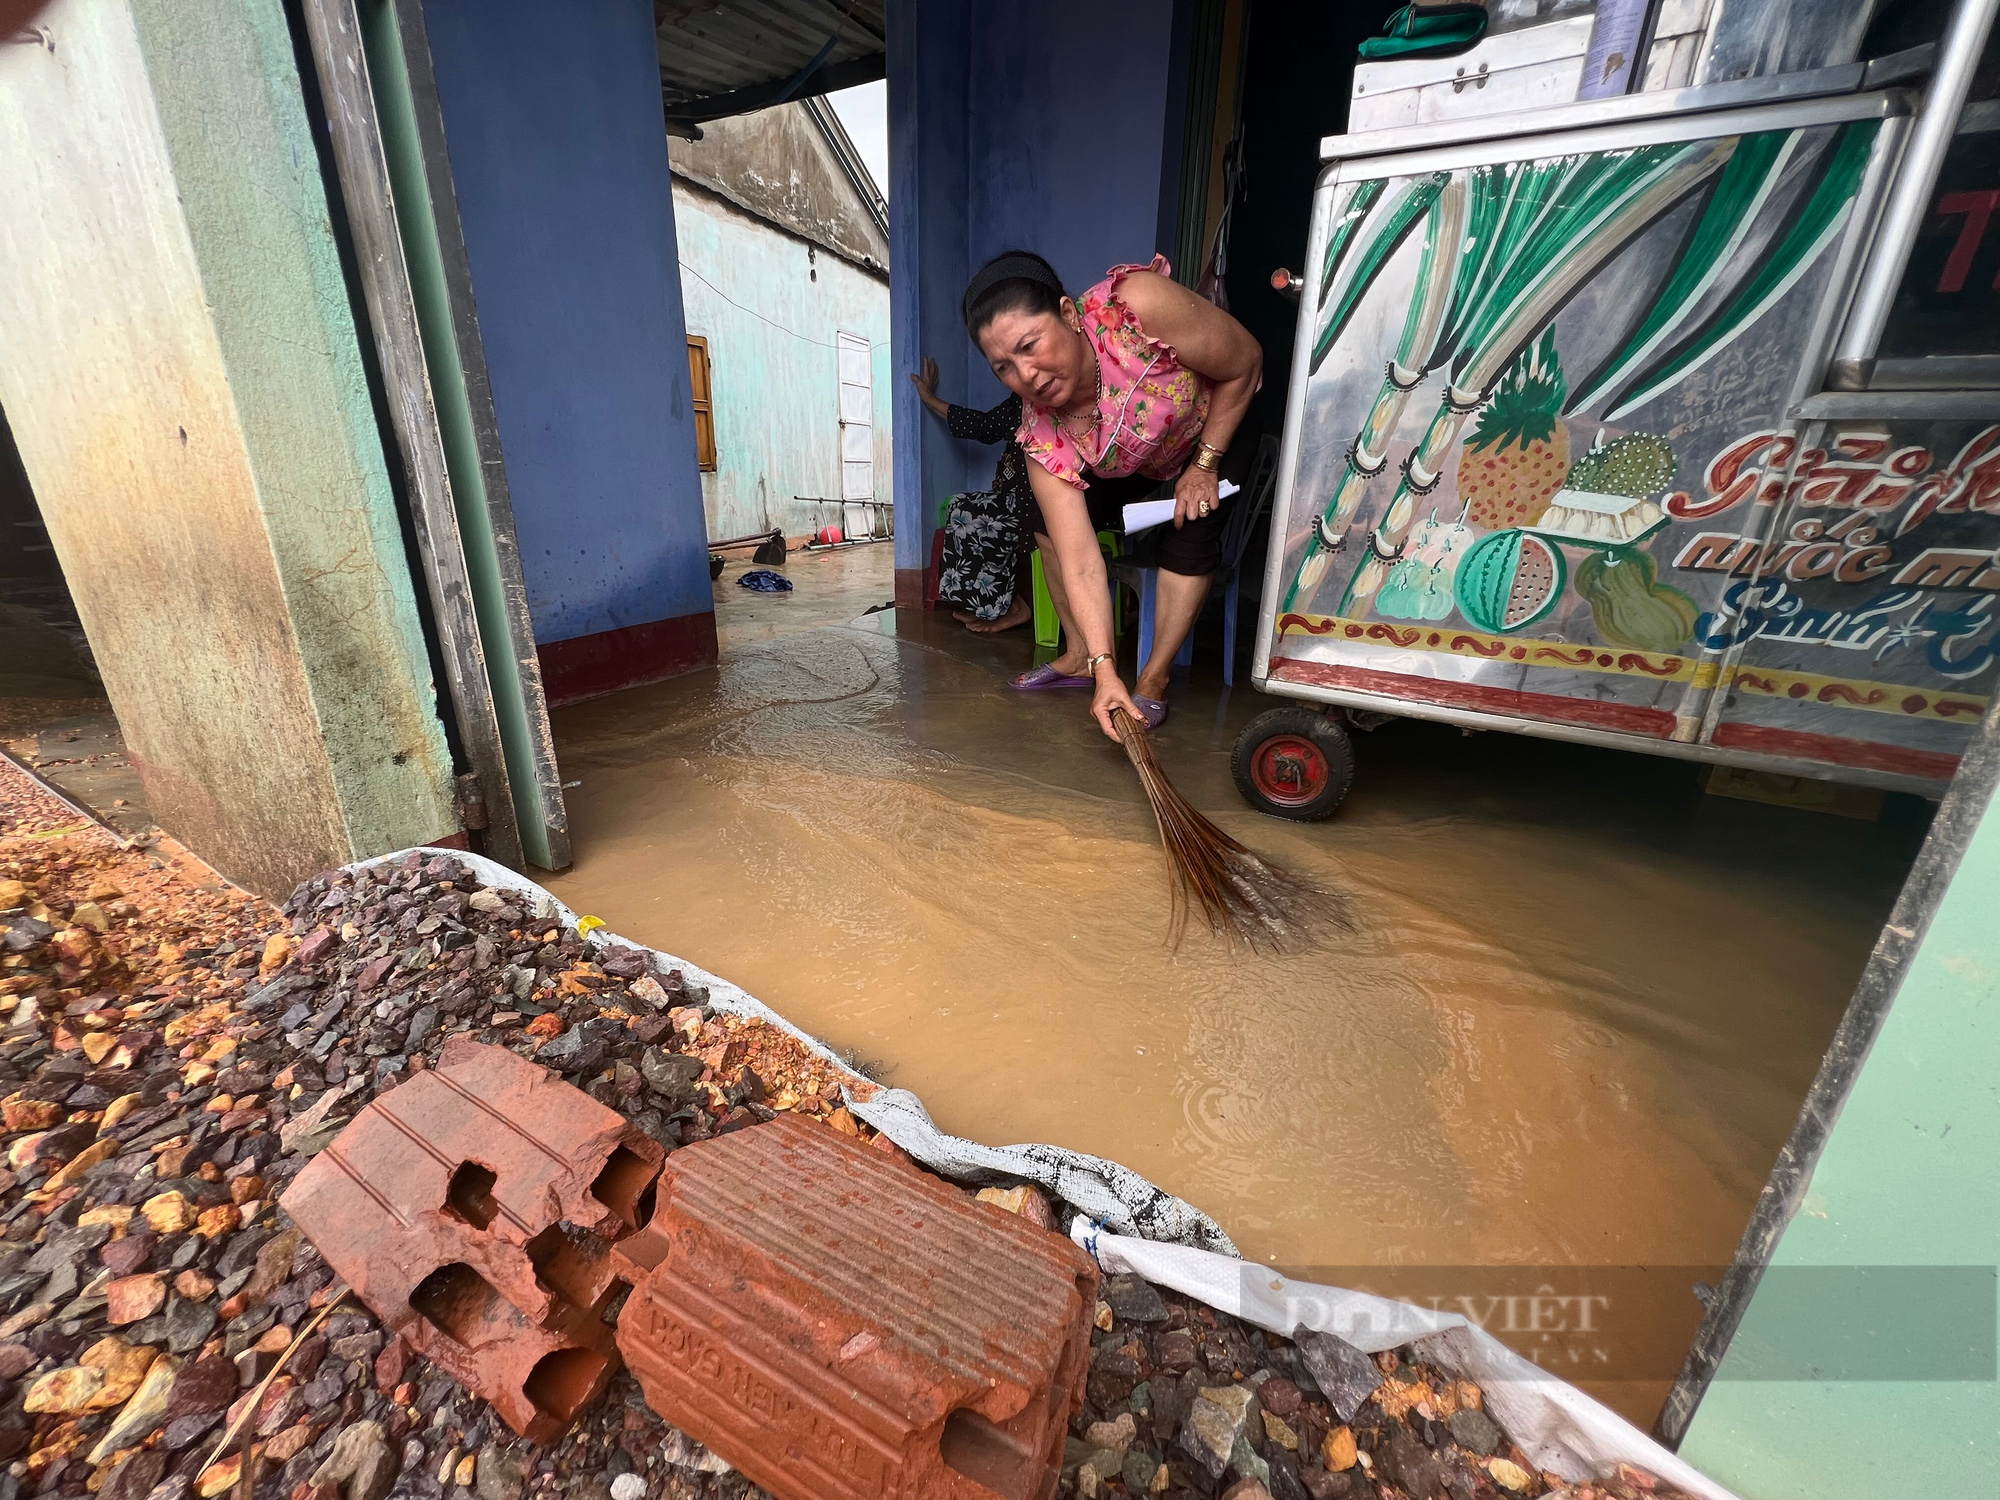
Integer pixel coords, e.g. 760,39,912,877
1453,529,1567,633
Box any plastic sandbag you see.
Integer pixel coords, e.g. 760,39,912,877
1068,1218,1741,1500
345,849,1234,1252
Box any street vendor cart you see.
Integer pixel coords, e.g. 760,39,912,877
1233,0,2000,821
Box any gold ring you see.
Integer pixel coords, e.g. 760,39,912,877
1199,501,1210,515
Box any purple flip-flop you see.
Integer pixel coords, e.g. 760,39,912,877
1012,663,1091,690
1130,694,1168,730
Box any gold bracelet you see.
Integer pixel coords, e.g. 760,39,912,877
1085,652,1114,674
1191,443,1224,473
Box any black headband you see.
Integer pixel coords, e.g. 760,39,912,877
961,255,1065,326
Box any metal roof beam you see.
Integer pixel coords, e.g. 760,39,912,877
662,49,885,128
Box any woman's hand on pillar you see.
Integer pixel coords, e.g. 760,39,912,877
910,356,949,419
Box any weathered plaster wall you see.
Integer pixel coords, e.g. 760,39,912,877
417,0,713,650
672,180,891,543
1679,767,2000,1496
670,103,889,273
0,0,459,896
129,0,458,863
889,0,1180,601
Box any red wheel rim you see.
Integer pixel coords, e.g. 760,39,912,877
1249,734,1329,807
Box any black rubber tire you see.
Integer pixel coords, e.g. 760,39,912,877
1231,707,1356,821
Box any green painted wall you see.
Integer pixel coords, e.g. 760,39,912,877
0,0,457,895
1679,774,2000,1495
128,0,458,861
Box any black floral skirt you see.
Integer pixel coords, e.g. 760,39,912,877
938,489,1028,620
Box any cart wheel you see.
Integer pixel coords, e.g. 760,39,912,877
1231,707,1355,821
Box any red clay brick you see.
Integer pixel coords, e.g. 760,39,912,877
612,1115,1097,1500
280,1038,663,1441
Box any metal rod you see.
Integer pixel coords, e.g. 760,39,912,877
1320,61,1872,163
1832,0,2000,375
708,528,785,550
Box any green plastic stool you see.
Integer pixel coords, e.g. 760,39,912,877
1031,531,1122,650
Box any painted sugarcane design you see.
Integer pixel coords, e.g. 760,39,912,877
1333,139,1737,617
1317,179,1385,315
1581,121,1881,421
1286,173,1466,613
1286,157,1562,613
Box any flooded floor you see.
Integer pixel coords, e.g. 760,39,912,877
546,546,1926,1425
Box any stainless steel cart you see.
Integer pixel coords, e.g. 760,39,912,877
1233,22,2000,819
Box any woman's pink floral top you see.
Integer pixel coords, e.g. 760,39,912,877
1017,256,1212,489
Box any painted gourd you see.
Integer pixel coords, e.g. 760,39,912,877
1575,547,1698,651
1453,530,1566,633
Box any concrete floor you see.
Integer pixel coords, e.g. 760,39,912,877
0,539,1934,1424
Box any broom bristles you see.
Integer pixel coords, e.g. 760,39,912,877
1112,708,1349,950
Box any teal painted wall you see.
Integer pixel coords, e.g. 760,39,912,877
0,0,458,896
672,179,892,543
128,0,458,862
1679,771,2000,1496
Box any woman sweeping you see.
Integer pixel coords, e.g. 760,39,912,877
963,250,1262,736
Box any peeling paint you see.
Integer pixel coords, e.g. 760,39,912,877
674,181,892,543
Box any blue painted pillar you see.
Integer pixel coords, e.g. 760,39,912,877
888,0,971,608
888,0,1182,612
417,0,715,702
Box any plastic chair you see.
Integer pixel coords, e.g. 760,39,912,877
1031,530,1122,650
1120,436,1281,686
1214,437,1282,685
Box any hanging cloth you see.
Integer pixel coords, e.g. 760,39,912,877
1357,4,1489,61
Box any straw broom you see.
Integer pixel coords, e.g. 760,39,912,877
1111,708,1347,950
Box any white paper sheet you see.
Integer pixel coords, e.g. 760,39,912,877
1122,478,1239,534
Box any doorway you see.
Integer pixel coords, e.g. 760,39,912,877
0,403,148,833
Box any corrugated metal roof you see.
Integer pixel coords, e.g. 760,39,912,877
656,0,886,120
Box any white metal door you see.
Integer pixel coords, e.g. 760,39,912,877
837,331,873,504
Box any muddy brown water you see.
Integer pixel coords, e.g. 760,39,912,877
546,566,1924,1426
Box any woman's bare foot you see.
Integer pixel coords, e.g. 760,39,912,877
951,609,976,624
967,597,1033,634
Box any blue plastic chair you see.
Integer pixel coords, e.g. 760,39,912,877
1122,436,1281,685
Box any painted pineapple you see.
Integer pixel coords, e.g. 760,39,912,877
1456,330,1569,531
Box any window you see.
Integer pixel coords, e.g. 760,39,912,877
686,335,717,471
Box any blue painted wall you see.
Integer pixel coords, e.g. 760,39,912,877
418,0,710,644
889,0,1181,587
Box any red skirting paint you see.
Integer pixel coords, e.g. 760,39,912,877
537,610,718,707
894,566,930,612
1710,722,1960,782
